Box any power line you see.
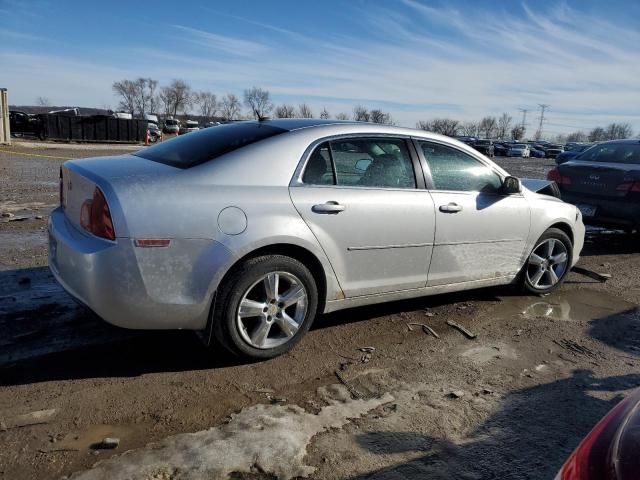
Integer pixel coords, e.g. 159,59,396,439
537,104,550,139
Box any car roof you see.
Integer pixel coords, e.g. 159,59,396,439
256,118,358,130
597,139,640,145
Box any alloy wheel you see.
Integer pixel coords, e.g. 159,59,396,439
236,271,308,349
526,238,569,289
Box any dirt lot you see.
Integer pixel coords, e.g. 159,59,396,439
1,142,639,479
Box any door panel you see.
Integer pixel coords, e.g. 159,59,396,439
427,192,530,285
290,186,435,297
414,139,531,286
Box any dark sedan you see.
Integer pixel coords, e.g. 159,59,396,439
548,139,640,229
555,387,640,479
472,139,495,157
555,144,593,165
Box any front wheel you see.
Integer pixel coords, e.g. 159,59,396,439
212,255,318,359
522,228,572,294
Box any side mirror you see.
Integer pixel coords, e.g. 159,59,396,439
502,176,522,194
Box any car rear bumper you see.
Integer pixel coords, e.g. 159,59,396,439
48,207,233,330
560,192,640,228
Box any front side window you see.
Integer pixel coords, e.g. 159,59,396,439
419,141,503,192
302,138,416,189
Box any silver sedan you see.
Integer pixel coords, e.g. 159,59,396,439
49,119,585,359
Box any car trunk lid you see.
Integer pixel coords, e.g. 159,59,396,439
60,154,178,235
558,161,640,198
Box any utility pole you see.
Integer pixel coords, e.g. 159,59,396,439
518,108,528,130
536,104,550,140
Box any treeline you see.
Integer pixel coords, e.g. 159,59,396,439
112,78,394,124
416,113,634,142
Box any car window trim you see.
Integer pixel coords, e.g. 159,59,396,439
291,133,426,190
411,137,518,196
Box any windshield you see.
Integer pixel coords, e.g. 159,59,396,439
165,120,178,126
513,144,526,148
475,140,490,145
134,122,287,168
575,143,640,164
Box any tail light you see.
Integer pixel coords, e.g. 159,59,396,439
557,392,637,480
548,168,572,185
616,178,640,193
80,187,116,241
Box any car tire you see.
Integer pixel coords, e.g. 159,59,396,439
212,255,318,360
521,228,572,294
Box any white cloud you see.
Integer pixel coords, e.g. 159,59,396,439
1,1,638,136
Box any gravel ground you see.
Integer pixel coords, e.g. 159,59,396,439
1,145,639,480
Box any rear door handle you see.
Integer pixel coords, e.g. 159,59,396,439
312,201,345,214
439,203,463,213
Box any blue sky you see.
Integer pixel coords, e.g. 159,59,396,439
1,0,639,136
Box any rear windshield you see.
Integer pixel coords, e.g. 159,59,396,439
134,122,287,168
575,143,640,165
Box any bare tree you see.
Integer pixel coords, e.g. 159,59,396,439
496,113,512,140
244,87,273,119
275,104,296,118
335,112,350,120
605,123,633,140
159,79,192,117
35,96,51,106
133,78,147,116
460,122,479,136
320,107,330,119
193,91,218,121
416,118,459,136
353,105,370,122
298,103,313,118
112,79,138,115
220,93,241,120
511,125,525,140
478,116,497,139
588,127,607,142
146,79,159,114
369,109,394,125
566,131,587,142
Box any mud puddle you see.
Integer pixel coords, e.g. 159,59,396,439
492,289,636,323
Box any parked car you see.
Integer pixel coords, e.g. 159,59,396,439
112,111,132,120
472,139,495,157
544,144,565,159
49,119,584,359
555,144,593,165
548,139,640,230
9,110,44,139
507,143,530,157
163,118,180,134
529,147,546,158
555,387,640,480
493,143,508,157
455,136,477,146
147,122,161,143
180,120,200,135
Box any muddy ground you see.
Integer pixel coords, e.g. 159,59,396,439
1,142,639,479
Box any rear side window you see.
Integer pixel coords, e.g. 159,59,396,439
302,138,416,189
576,143,640,164
134,122,287,168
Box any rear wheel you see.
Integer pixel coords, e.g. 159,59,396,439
522,228,572,294
212,255,318,359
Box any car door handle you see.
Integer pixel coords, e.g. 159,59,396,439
439,203,463,213
312,201,345,214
